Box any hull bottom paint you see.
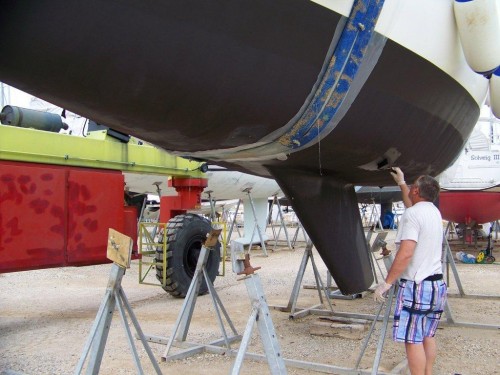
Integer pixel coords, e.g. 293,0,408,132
0,1,487,293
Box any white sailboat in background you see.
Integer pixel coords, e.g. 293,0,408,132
438,106,500,228
439,106,500,192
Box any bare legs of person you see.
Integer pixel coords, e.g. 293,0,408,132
405,337,437,375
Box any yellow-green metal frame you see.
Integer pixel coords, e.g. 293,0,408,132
0,124,205,177
138,222,168,287
0,123,219,288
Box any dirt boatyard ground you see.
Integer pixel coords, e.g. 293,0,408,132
0,230,499,375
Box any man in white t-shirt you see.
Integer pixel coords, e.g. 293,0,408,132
374,168,447,375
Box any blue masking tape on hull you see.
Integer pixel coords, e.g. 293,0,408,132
282,0,385,150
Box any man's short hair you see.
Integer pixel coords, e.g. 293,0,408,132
415,175,440,202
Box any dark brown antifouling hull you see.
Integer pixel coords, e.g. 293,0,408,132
0,1,481,293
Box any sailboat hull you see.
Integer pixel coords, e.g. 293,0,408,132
0,2,480,181
440,191,500,225
0,0,487,293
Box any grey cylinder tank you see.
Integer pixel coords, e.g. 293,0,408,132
0,105,67,132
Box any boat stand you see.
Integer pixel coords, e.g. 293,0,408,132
243,187,268,256
268,250,402,374
362,199,384,230
226,199,243,245
441,235,500,329
264,231,498,374
226,188,268,257
271,241,334,319
267,194,293,251
302,233,500,330
144,229,288,374
354,284,402,375
230,248,400,375
303,230,387,300
230,254,287,374
290,221,309,248
205,190,217,222
75,230,162,375
156,229,241,361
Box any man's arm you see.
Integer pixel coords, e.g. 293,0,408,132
385,239,416,285
374,239,417,302
399,184,411,208
390,167,412,208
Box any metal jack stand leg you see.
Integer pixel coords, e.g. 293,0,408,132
74,263,162,375
145,230,286,373
231,252,287,374
219,240,400,374
353,286,396,375
440,234,500,329
158,229,240,361
243,187,268,256
268,195,293,251
272,241,334,319
227,199,243,245
351,254,410,374
291,221,308,248
205,190,217,222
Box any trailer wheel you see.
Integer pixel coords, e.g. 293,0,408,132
155,213,220,298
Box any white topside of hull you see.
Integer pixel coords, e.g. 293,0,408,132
312,0,490,105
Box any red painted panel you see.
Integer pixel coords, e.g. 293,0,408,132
66,169,125,265
0,161,67,272
124,206,139,258
1,162,139,272
439,191,500,224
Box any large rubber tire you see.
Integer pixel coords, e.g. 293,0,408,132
155,213,220,298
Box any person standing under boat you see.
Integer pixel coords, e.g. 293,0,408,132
374,167,447,375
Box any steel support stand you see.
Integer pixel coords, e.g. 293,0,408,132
229,241,287,374
159,229,240,361
444,221,457,241
144,230,288,374
305,233,500,328
74,264,162,375
371,286,396,375
268,195,293,251
230,272,287,375
367,231,391,285
226,199,243,245
271,241,334,319
291,221,308,248
441,234,500,329
367,199,383,230
269,247,403,374
353,285,397,375
205,190,217,222
243,187,268,256
350,254,409,374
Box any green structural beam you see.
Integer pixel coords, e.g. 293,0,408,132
0,125,205,178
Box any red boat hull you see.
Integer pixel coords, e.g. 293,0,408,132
439,191,500,224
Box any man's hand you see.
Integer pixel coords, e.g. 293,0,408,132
373,281,392,303
390,167,405,185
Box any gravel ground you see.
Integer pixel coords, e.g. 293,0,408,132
0,230,499,375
